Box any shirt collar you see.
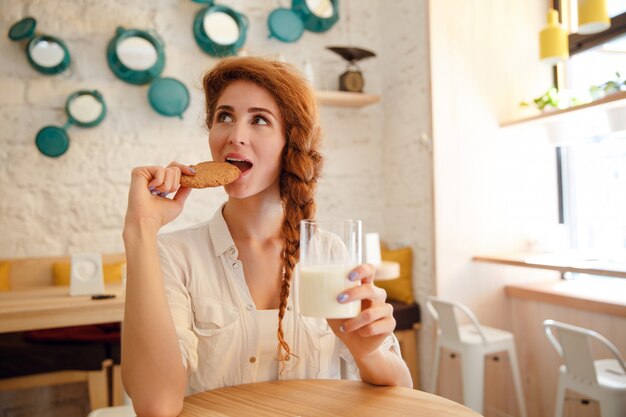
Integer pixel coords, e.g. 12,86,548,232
208,204,236,256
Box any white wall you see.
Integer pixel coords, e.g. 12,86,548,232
0,0,390,258
430,0,559,337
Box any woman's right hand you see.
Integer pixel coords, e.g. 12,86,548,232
124,161,195,234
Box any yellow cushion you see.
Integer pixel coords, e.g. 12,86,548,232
53,261,125,286
376,246,414,304
0,261,10,292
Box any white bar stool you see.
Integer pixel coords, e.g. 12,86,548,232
543,320,626,417
427,296,527,417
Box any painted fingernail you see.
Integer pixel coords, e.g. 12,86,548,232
148,186,156,191
159,192,168,198
151,190,159,196
348,271,359,281
189,167,196,174
337,293,349,303
339,324,346,333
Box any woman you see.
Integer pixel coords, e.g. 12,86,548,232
122,57,412,416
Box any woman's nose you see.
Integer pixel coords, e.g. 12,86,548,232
228,122,249,146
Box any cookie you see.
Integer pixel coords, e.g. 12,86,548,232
180,161,240,188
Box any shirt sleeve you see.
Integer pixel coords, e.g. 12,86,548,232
157,236,199,375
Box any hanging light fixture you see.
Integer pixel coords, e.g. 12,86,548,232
539,9,569,65
578,0,610,34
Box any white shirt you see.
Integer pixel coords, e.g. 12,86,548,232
256,309,279,381
157,206,400,395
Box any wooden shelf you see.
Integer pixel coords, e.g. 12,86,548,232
315,90,380,108
500,91,626,128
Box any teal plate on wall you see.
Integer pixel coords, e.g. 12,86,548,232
35,126,69,157
148,77,190,118
268,8,304,43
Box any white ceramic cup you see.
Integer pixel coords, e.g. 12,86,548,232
298,219,362,318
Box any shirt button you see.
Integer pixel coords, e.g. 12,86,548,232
249,356,256,363
287,306,292,311
232,262,239,269
246,304,254,311
228,248,236,256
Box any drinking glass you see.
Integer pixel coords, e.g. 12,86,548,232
298,219,362,318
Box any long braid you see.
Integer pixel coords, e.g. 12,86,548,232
277,134,322,366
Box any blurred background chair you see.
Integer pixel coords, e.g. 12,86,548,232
543,320,626,417
427,296,526,417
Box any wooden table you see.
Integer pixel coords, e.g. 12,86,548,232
181,379,481,417
0,284,124,333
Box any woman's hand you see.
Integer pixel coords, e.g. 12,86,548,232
124,161,195,234
327,264,396,361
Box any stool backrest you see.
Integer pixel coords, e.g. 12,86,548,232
543,320,626,386
426,296,488,345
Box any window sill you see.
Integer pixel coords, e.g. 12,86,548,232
473,252,626,279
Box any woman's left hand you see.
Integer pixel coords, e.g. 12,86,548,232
327,264,396,360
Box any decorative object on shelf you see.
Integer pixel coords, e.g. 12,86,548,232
35,90,106,158
539,8,569,65
192,1,248,56
578,0,610,34
107,27,190,118
326,46,376,93
268,0,339,43
8,17,71,75
590,72,626,99
520,86,589,111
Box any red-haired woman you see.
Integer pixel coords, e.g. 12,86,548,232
122,57,412,416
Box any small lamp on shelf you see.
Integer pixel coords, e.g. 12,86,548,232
539,8,569,65
578,0,610,34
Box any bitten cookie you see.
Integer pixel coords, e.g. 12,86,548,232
180,161,240,188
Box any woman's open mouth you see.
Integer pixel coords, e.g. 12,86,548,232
226,157,253,176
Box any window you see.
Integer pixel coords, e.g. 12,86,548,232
556,1,626,267
559,135,626,258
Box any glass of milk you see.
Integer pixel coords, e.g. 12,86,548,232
298,219,362,318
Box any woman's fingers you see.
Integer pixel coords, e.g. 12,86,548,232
146,163,192,196
340,303,395,335
168,161,196,176
347,264,376,284
337,282,386,304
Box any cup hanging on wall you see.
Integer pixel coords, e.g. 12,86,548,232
267,0,339,43
35,90,107,158
192,1,249,56
107,27,190,118
8,17,71,75
578,0,610,34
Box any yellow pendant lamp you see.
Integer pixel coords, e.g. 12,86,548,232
539,9,569,65
578,0,610,34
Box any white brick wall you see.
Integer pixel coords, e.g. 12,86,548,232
0,1,433,327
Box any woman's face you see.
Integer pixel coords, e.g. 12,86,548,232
209,80,285,200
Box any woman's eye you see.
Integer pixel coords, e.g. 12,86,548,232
217,112,233,123
252,115,269,126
